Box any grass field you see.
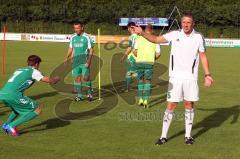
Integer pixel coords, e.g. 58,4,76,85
0,41,240,159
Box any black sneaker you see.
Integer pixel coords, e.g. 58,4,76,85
185,137,194,145
74,96,83,101
155,138,167,145
87,94,93,102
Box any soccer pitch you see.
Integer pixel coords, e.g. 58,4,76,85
0,41,240,159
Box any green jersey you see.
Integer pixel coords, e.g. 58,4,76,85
1,66,43,93
128,33,138,62
70,33,92,66
84,33,95,48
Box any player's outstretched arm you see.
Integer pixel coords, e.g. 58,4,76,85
120,47,132,62
133,49,137,57
155,44,161,60
64,48,73,64
41,76,61,84
132,26,167,44
155,53,161,60
200,53,213,87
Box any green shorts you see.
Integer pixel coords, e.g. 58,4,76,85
126,59,137,77
136,63,153,80
72,64,90,77
0,91,38,115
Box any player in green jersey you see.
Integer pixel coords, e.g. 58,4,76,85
65,22,94,101
120,22,138,92
0,55,60,136
134,24,161,109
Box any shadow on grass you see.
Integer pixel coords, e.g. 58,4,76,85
149,94,167,108
93,80,167,107
30,91,59,100
54,88,118,121
0,102,13,115
167,105,240,141
0,109,11,115
20,117,70,134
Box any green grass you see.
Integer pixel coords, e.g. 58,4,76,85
0,41,240,159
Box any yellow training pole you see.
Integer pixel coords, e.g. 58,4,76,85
98,28,101,100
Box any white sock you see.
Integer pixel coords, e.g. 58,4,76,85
160,109,173,139
185,109,194,138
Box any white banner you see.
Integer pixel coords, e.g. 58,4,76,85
22,33,96,43
0,33,96,43
205,38,240,48
22,33,72,42
0,33,22,41
0,32,239,48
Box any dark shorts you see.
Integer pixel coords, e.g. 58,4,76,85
135,63,153,80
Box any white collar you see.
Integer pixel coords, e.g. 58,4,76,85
180,29,195,37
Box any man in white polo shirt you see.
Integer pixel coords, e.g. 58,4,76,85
133,13,213,145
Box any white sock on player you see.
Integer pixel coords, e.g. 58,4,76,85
160,109,173,139
185,109,194,138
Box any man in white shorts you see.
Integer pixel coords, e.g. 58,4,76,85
133,12,213,145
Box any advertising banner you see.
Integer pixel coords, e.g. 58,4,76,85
119,18,169,26
1,32,240,48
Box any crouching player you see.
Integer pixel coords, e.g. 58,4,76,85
0,55,60,136
134,24,161,108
